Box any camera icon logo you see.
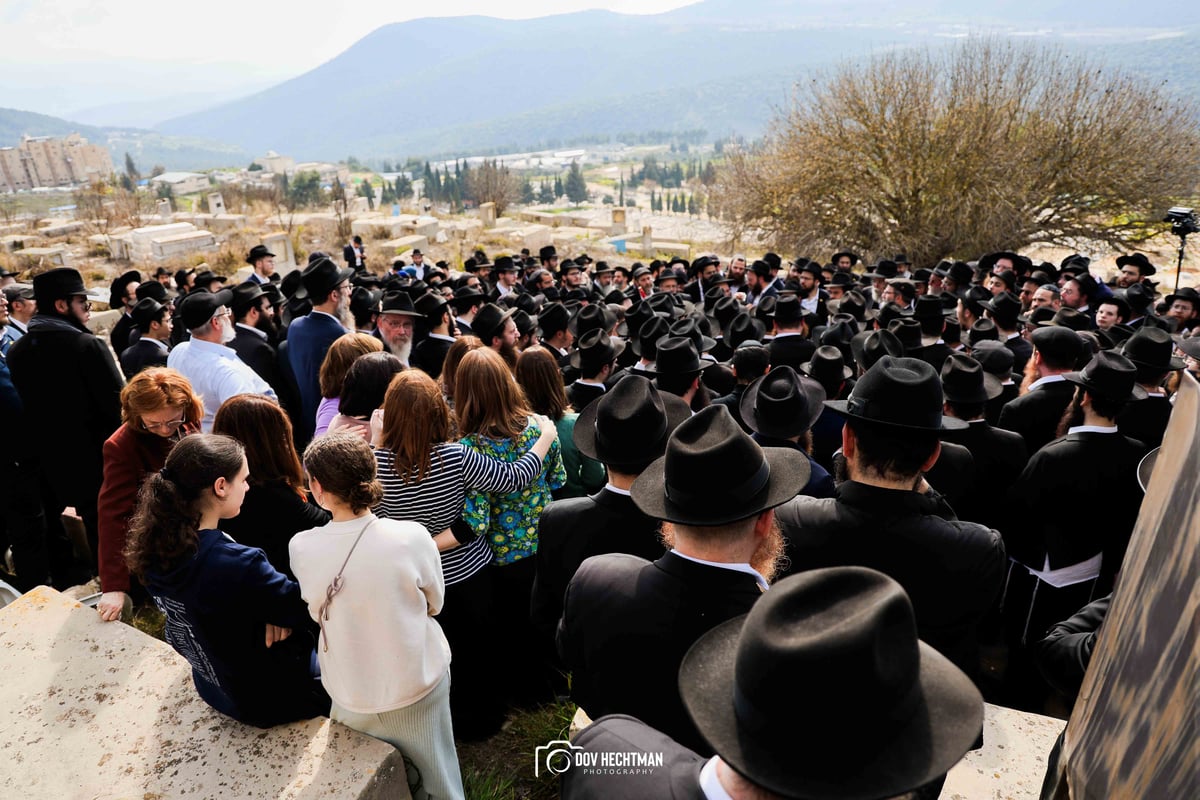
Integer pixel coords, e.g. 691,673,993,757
534,739,583,777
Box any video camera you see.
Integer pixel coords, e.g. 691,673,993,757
1164,207,1200,237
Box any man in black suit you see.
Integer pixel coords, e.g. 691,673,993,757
681,256,718,304
1116,327,1182,449
775,356,1006,679
410,291,456,380
532,376,690,647
909,294,954,371
557,405,810,755
449,282,485,337
982,290,1034,374
939,354,1028,530
973,340,1020,425
563,568,984,800
107,269,141,355
565,330,623,413
342,235,365,272
118,298,171,379
998,325,1085,453
766,295,816,371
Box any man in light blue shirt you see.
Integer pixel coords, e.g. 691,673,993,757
168,288,277,431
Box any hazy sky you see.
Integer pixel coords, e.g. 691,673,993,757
1,0,697,116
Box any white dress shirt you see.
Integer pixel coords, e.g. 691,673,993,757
167,338,277,431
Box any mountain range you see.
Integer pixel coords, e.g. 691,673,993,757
4,0,1199,169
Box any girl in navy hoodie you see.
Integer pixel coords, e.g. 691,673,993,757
125,433,329,727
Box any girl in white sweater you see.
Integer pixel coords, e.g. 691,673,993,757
290,432,463,800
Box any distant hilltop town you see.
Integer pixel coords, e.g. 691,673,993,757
0,134,114,193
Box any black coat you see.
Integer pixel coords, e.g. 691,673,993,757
711,384,751,432
1117,394,1173,450
411,335,454,380
558,550,762,755
922,440,976,517
1034,593,1110,702
910,341,955,372
775,481,1006,678
1005,335,1034,375
566,381,606,414
110,312,136,356
1006,430,1146,590
118,338,169,380
767,333,816,371
985,381,1020,426
997,378,1077,454
220,479,330,580
231,326,301,425
532,488,666,648
942,420,1029,530
563,715,705,800
7,318,124,507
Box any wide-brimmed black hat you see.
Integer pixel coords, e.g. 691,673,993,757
862,259,898,280
1164,286,1200,309
850,329,903,373
886,318,923,352
754,295,777,321
129,297,166,330
831,290,872,323
941,353,1003,403
108,269,141,308
246,244,275,265
669,317,717,353
680,567,983,799
1121,327,1184,372
301,256,354,299
646,335,702,377
450,284,486,311
827,356,967,430
631,316,671,359
413,290,448,320
941,261,972,287
829,271,858,288
981,291,1021,326
569,303,616,338
830,251,859,266
1038,306,1093,332
575,374,691,469
875,302,914,330
229,280,266,314
569,328,626,370
538,245,558,261
912,294,944,322
557,259,582,278
724,313,766,351
32,267,86,307
966,318,1000,348
619,299,662,338
379,290,423,317
177,288,234,330
279,269,307,301
631,404,809,525
1120,282,1156,315
740,366,826,439
193,270,227,288
493,255,518,273
1017,304,1057,326
1064,350,1148,401
772,295,806,325
135,281,169,304
972,340,1016,379
1116,252,1156,276
710,295,741,330
472,302,515,343
801,345,853,383
537,302,571,338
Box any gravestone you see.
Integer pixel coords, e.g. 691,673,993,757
207,192,227,215
156,199,172,221
0,587,410,799
479,202,497,228
611,207,627,235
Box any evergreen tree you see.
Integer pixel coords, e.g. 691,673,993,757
554,174,564,199
618,175,625,206
565,162,588,204
422,162,435,199
687,194,697,216
520,178,535,204
124,152,140,183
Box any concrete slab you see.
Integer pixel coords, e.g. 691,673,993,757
940,703,1064,799
0,587,410,800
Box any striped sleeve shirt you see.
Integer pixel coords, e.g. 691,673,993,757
373,442,542,585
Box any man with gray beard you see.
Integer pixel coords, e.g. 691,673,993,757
375,291,423,367
167,288,277,432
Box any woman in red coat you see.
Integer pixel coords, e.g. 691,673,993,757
96,367,202,621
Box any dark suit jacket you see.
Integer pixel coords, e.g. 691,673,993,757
922,440,976,518
776,481,1006,678
712,384,751,432
910,341,954,372
997,378,1076,454
1004,334,1034,375
985,381,1020,427
110,311,136,356
411,335,453,380
563,715,706,800
767,333,816,371
532,488,666,648
942,420,1029,530
558,550,762,755
118,338,169,380
343,243,364,269
1006,430,1146,590
1117,394,1172,450
286,311,346,428
566,381,607,414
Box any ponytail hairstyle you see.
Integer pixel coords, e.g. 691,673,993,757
125,434,245,578
303,432,384,513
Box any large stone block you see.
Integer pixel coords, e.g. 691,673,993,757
379,235,429,255
0,587,410,799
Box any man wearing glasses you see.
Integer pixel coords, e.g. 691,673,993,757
167,288,277,432
7,268,124,581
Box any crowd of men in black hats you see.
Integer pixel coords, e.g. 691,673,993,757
0,239,1197,798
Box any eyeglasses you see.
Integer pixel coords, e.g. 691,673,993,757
212,308,232,320
72,297,93,310
141,416,186,432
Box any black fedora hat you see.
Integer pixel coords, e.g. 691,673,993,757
379,290,423,318
245,244,275,265
1164,286,1200,309
413,290,448,320
946,261,974,287
36,267,90,305
801,345,853,383
1063,350,1148,401
1120,282,1156,315
301,255,354,299
941,353,1002,403
129,297,166,330
619,299,663,338
754,295,777,321
512,309,537,338
850,329,904,373
279,269,307,301
1038,306,1093,332
631,316,671,359
136,280,169,304
1116,252,1156,276
472,302,516,343
830,250,859,266
886,318,923,352
193,269,227,288
229,280,265,314
631,404,810,526
862,259,898,280
646,335,702,376
709,295,741,330
772,295,805,324
971,340,1016,378
669,316,717,353
724,312,766,351
569,328,626,370
912,294,944,322
740,366,827,439
449,284,486,311
569,303,616,338
538,245,558,261
177,287,234,330
875,302,913,329
108,269,141,308
680,566,982,800
966,318,1000,348
537,302,571,338
829,271,857,288
493,255,518,273
1121,327,1185,372
574,374,691,470
827,356,967,431
1017,305,1056,327
832,290,872,322
981,291,1021,326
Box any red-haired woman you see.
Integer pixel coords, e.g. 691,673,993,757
96,367,202,621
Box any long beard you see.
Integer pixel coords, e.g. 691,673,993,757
1055,389,1086,439
1018,355,1039,395
255,313,279,342
659,520,789,584
497,340,518,369
385,337,413,364
335,293,355,330
219,317,236,344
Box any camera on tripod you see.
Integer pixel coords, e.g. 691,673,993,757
1164,207,1199,237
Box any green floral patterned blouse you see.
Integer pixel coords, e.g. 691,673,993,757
461,419,566,565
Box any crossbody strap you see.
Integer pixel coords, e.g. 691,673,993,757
317,517,375,652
